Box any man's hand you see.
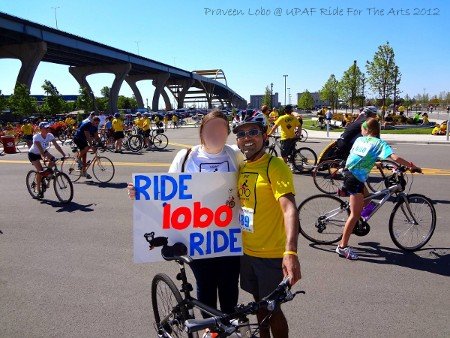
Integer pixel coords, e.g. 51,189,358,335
127,183,136,200
282,254,301,286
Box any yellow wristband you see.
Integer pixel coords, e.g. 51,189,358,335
283,251,298,256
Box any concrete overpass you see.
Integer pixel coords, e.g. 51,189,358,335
0,12,247,113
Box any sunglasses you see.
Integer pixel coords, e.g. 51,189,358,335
236,128,262,139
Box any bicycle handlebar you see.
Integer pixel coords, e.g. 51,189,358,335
184,277,305,334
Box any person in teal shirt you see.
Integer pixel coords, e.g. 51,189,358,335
337,118,422,260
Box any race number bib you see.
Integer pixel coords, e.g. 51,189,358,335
239,207,254,233
352,142,371,157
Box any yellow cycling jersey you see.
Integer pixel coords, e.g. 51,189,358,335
112,118,124,132
238,153,295,258
274,114,300,140
21,124,34,135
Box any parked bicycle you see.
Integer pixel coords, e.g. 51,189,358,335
298,164,436,251
62,145,115,183
267,135,317,173
145,232,303,338
26,157,74,203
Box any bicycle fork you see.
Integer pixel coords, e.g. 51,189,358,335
398,193,420,225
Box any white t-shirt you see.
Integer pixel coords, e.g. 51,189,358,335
98,114,107,128
169,144,243,173
29,133,55,155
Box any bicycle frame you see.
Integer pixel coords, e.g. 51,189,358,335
322,183,404,224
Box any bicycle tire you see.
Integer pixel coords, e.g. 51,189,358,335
300,129,308,142
153,134,169,150
128,135,143,152
366,160,398,193
61,157,82,182
26,170,41,199
298,194,348,244
92,156,115,183
151,273,193,338
389,193,436,251
292,147,317,173
312,159,344,194
53,172,74,203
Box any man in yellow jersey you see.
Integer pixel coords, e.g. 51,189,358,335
112,113,124,153
233,112,301,338
267,105,300,165
134,112,144,131
142,113,152,150
21,119,34,148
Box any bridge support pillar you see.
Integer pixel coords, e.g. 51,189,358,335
69,63,131,113
0,41,47,89
152,73,171,111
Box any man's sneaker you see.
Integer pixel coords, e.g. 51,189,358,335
336,245,358,260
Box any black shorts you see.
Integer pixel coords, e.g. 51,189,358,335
23,135,33,141
143,129,150,138
240,254,283,300
280,138,297,158
73,137,89,151
342,170,365,195
28,152,42,162
113,131,124,140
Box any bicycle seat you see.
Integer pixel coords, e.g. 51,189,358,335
161,243,193,264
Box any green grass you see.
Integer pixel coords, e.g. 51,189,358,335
302,118,434,135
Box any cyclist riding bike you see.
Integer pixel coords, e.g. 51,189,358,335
28,122,66,198
267,104,301,166
331,106,379,161
73,116,101,179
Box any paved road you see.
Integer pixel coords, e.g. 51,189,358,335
1,128,449,337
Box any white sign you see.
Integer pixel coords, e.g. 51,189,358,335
133,172,242,263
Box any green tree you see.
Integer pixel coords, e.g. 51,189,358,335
8,83,38,118
366,42,401,115
76,86,94,113
297,90,314,110
40,80,66,117
0,92,7,112
340,61,363,113
320,74,340,112
261,86,272,108
100,86,110,98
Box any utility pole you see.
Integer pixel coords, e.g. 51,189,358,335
51,6,60,29
283,75,288,106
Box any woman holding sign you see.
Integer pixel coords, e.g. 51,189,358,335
128,109,244,317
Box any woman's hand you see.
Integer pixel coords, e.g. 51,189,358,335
127,183,136,200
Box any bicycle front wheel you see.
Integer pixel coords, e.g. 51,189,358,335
292,147,317,173
128,135,143,152
300,129,308,142
26,170,40,199
92,156,115,183
298,194,348,244
61,157,82,182
152,273,193,338
389,194,436,251
312,159,344,194
367,160,398,192
153,134,168,150
53,172,74,203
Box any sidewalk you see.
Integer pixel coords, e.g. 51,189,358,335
305,129,450,145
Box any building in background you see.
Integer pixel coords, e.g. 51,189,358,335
249,92,280,109
297,91,329,109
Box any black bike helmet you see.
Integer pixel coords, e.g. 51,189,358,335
232,112,267,133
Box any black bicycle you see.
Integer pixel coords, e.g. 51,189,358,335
146,233,303,337
26,158,74,204
267,135,317,173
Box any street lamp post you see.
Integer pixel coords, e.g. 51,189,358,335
287,88,291,105
283,75,288,106
51,6,60,29
270,82,273,109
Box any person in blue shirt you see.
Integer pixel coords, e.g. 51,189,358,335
337,117,421,260
73,116,101,178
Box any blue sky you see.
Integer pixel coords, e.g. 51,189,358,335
0,0,448,107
